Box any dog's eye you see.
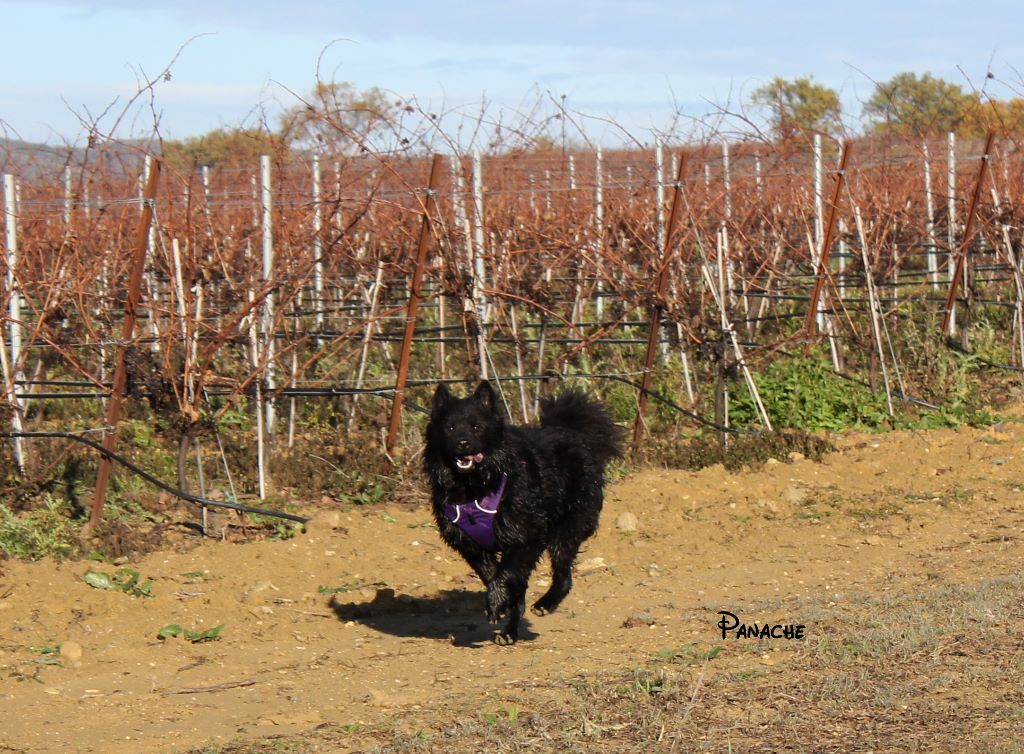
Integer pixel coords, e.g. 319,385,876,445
447,424,455,432
471,424,479,431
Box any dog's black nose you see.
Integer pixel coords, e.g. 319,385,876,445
456,439,470,452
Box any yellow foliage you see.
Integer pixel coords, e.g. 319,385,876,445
959,98,1024,136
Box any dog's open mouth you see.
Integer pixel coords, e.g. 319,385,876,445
455,452,485,470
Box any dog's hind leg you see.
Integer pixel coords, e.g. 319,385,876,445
531,542,576,615
532,499,601,616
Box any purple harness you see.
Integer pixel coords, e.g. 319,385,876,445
443,474,507,551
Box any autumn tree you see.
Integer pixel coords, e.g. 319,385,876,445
862,72,973,135
161,82,400,169
750,76,843,141
278,82,398,153
960,97,1024,136
162,127,284,170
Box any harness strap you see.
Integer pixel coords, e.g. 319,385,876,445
442,473,508,550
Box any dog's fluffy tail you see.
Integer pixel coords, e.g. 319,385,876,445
539,389,624,466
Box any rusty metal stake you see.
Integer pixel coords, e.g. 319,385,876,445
941,132,995,336
87,158,161,533
804,142,851,334
633,152,687,447
384,154,444,465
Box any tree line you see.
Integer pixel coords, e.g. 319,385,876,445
161,82,396,169
751,72,1024,141
160,72,1024,168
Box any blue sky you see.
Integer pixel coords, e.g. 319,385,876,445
1,0,1022,146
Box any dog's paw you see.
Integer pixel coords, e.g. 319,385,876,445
493,630,518,646
531,594,561,616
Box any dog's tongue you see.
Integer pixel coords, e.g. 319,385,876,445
456,452,485,470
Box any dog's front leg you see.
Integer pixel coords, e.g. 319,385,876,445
440,520,499,586
464,549,498,587
487,544,545,643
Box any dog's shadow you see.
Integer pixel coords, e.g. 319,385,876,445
330,587,537,647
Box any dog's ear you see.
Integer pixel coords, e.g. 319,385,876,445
473,380,496,413
432,383,453,412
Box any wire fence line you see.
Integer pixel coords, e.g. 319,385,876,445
1,130,1023,519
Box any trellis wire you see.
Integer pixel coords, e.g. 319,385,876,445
1,132,1021,524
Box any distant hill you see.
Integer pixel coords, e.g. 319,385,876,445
0,137,156,179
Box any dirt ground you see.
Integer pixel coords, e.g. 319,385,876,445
3,420,1024,753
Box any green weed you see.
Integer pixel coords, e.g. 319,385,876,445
730,354,892,431
483,704,520,726
0,496,80,560
157,623,225,643
652,644,722,666
82,568,154,598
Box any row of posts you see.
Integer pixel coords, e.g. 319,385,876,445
0,133,998,500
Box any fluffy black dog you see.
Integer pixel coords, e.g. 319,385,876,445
424,381,622,644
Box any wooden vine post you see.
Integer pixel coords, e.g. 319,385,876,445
941,132,995,338
87,158,161,534
804,141,851,335
384,154,444,468
633,151,687,448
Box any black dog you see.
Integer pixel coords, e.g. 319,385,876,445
424,381,622,644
